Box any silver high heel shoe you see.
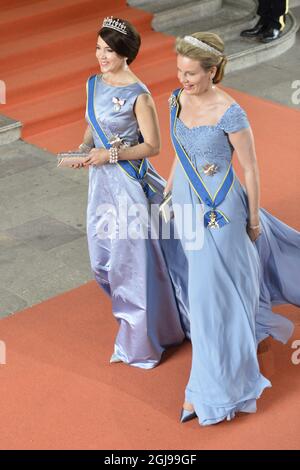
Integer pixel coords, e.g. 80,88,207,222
109,352,123,364
180,408,197,423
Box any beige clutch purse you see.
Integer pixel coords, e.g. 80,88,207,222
57,152,89,168
159,192,174,223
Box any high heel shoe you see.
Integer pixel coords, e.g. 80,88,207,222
109,353,123,364
180,408,197,423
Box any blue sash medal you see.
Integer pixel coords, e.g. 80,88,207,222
169,88,234,229
86,74,156,199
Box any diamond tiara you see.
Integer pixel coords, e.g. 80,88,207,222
183,35,222,56
102,16,127,35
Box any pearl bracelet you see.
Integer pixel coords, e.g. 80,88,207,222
109,146,119,164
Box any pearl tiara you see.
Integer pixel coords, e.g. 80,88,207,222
102,16,127,35
183,35,222,56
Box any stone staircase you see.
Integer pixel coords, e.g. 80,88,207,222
0,115,22,146
1,0,298,149
127,0,300,73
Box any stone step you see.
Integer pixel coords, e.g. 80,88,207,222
225,11,298,73
128,0,299,74
152,0,222,30
127,0,195,13
128,0,300,14
290,0,300,7
0,115,22,145
159,1,257,42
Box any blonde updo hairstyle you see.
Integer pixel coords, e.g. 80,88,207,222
175,32,227,84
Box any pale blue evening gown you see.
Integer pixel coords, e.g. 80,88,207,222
85,75,190,369
172,100,300,425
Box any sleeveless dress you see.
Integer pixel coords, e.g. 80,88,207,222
171,97,300,425
85,75,190,369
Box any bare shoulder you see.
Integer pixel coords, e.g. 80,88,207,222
135,92,154,107
134,92,156,119
179,90,188,105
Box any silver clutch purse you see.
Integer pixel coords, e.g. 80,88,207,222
159,191,174,223
56,151,89,168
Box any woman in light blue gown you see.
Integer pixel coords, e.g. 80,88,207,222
165,32,300,425
75,18,189,369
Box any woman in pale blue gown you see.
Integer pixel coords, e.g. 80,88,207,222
165,32,300,425
75,18,190,369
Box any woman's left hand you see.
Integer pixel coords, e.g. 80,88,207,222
247,224,261,242
83,148,109,167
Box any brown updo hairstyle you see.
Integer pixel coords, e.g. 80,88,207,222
98,18,141,65
175,32,227,84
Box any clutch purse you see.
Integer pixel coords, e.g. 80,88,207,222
56,152,89,168
159,191,174,223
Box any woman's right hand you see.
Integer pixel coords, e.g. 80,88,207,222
246,223,261,242
163,157,177,197
70,147,86,169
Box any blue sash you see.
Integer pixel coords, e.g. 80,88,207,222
170,88,234,229
86,74,156,199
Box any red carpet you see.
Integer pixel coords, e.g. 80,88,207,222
0,0,299,449
0,286,299,449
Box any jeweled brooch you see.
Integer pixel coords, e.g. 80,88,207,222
112,97,126,112
202,163,219,176
109,134,130,149
109,134,123,148
168,94,177,109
